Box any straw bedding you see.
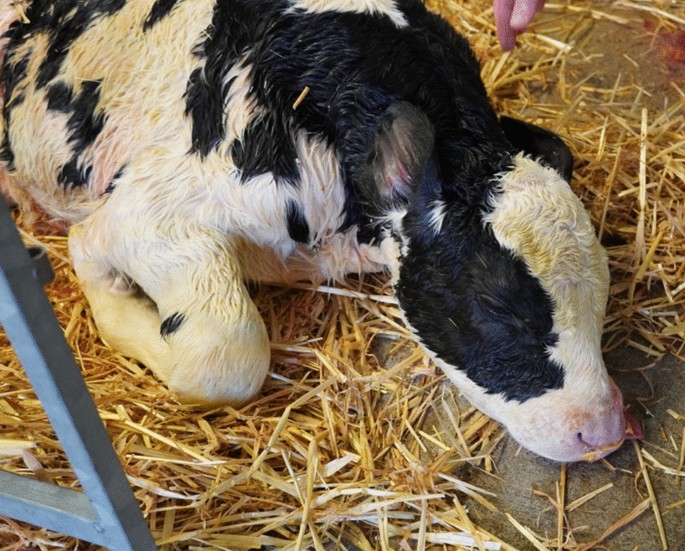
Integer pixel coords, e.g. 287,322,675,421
1,0,684,549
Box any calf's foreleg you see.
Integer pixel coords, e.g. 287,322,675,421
69,215,270,406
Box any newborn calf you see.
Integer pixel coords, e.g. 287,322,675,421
0,0,639,461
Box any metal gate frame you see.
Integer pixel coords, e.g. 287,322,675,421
0,197,157,550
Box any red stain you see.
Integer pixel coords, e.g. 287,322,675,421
661,29,685,69
644,20,685,76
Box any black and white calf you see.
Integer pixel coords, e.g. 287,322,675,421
0,0,640,461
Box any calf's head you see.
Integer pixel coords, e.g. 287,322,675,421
367,103,638,462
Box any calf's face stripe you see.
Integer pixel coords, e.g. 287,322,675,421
485,155,610,337
484,154,611,397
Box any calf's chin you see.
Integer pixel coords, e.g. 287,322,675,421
487,381,626,463
437,359,629,463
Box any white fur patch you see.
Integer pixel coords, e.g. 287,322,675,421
365,208,408,283
221,57,261,148
288,0,408,27
426,199,447,235
484,154,609,336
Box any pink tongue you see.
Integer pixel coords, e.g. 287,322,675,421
624,411,644,440
610,380,644,441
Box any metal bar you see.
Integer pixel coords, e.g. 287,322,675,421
0,198,157,551
27,245,55,285
0,471,107,544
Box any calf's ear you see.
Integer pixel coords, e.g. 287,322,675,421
500,116,574,183
363,102,435,209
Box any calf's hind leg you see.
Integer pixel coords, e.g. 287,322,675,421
68,219,271,406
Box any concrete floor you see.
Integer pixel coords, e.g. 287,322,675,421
455,347,685,550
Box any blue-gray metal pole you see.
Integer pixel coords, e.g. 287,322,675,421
0,197,157,550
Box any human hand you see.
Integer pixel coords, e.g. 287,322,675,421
494,0,545,51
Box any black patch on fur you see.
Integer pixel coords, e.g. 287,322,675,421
36,8,93,88
231,111,299,183
285,199,310,244
0,135,14,169
396,206,564,403
65,80,105,146
0,51,30,167
184,0,259,157
500,116,574,183
2,0,125,88
185,67,225,157
160,312,186,337
45,79,105,188
99,0,128,13
46,80,105,147
2,55,28,109
143,0,181,31
104,165,126,194
58,157,92,189
45,81,75,111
